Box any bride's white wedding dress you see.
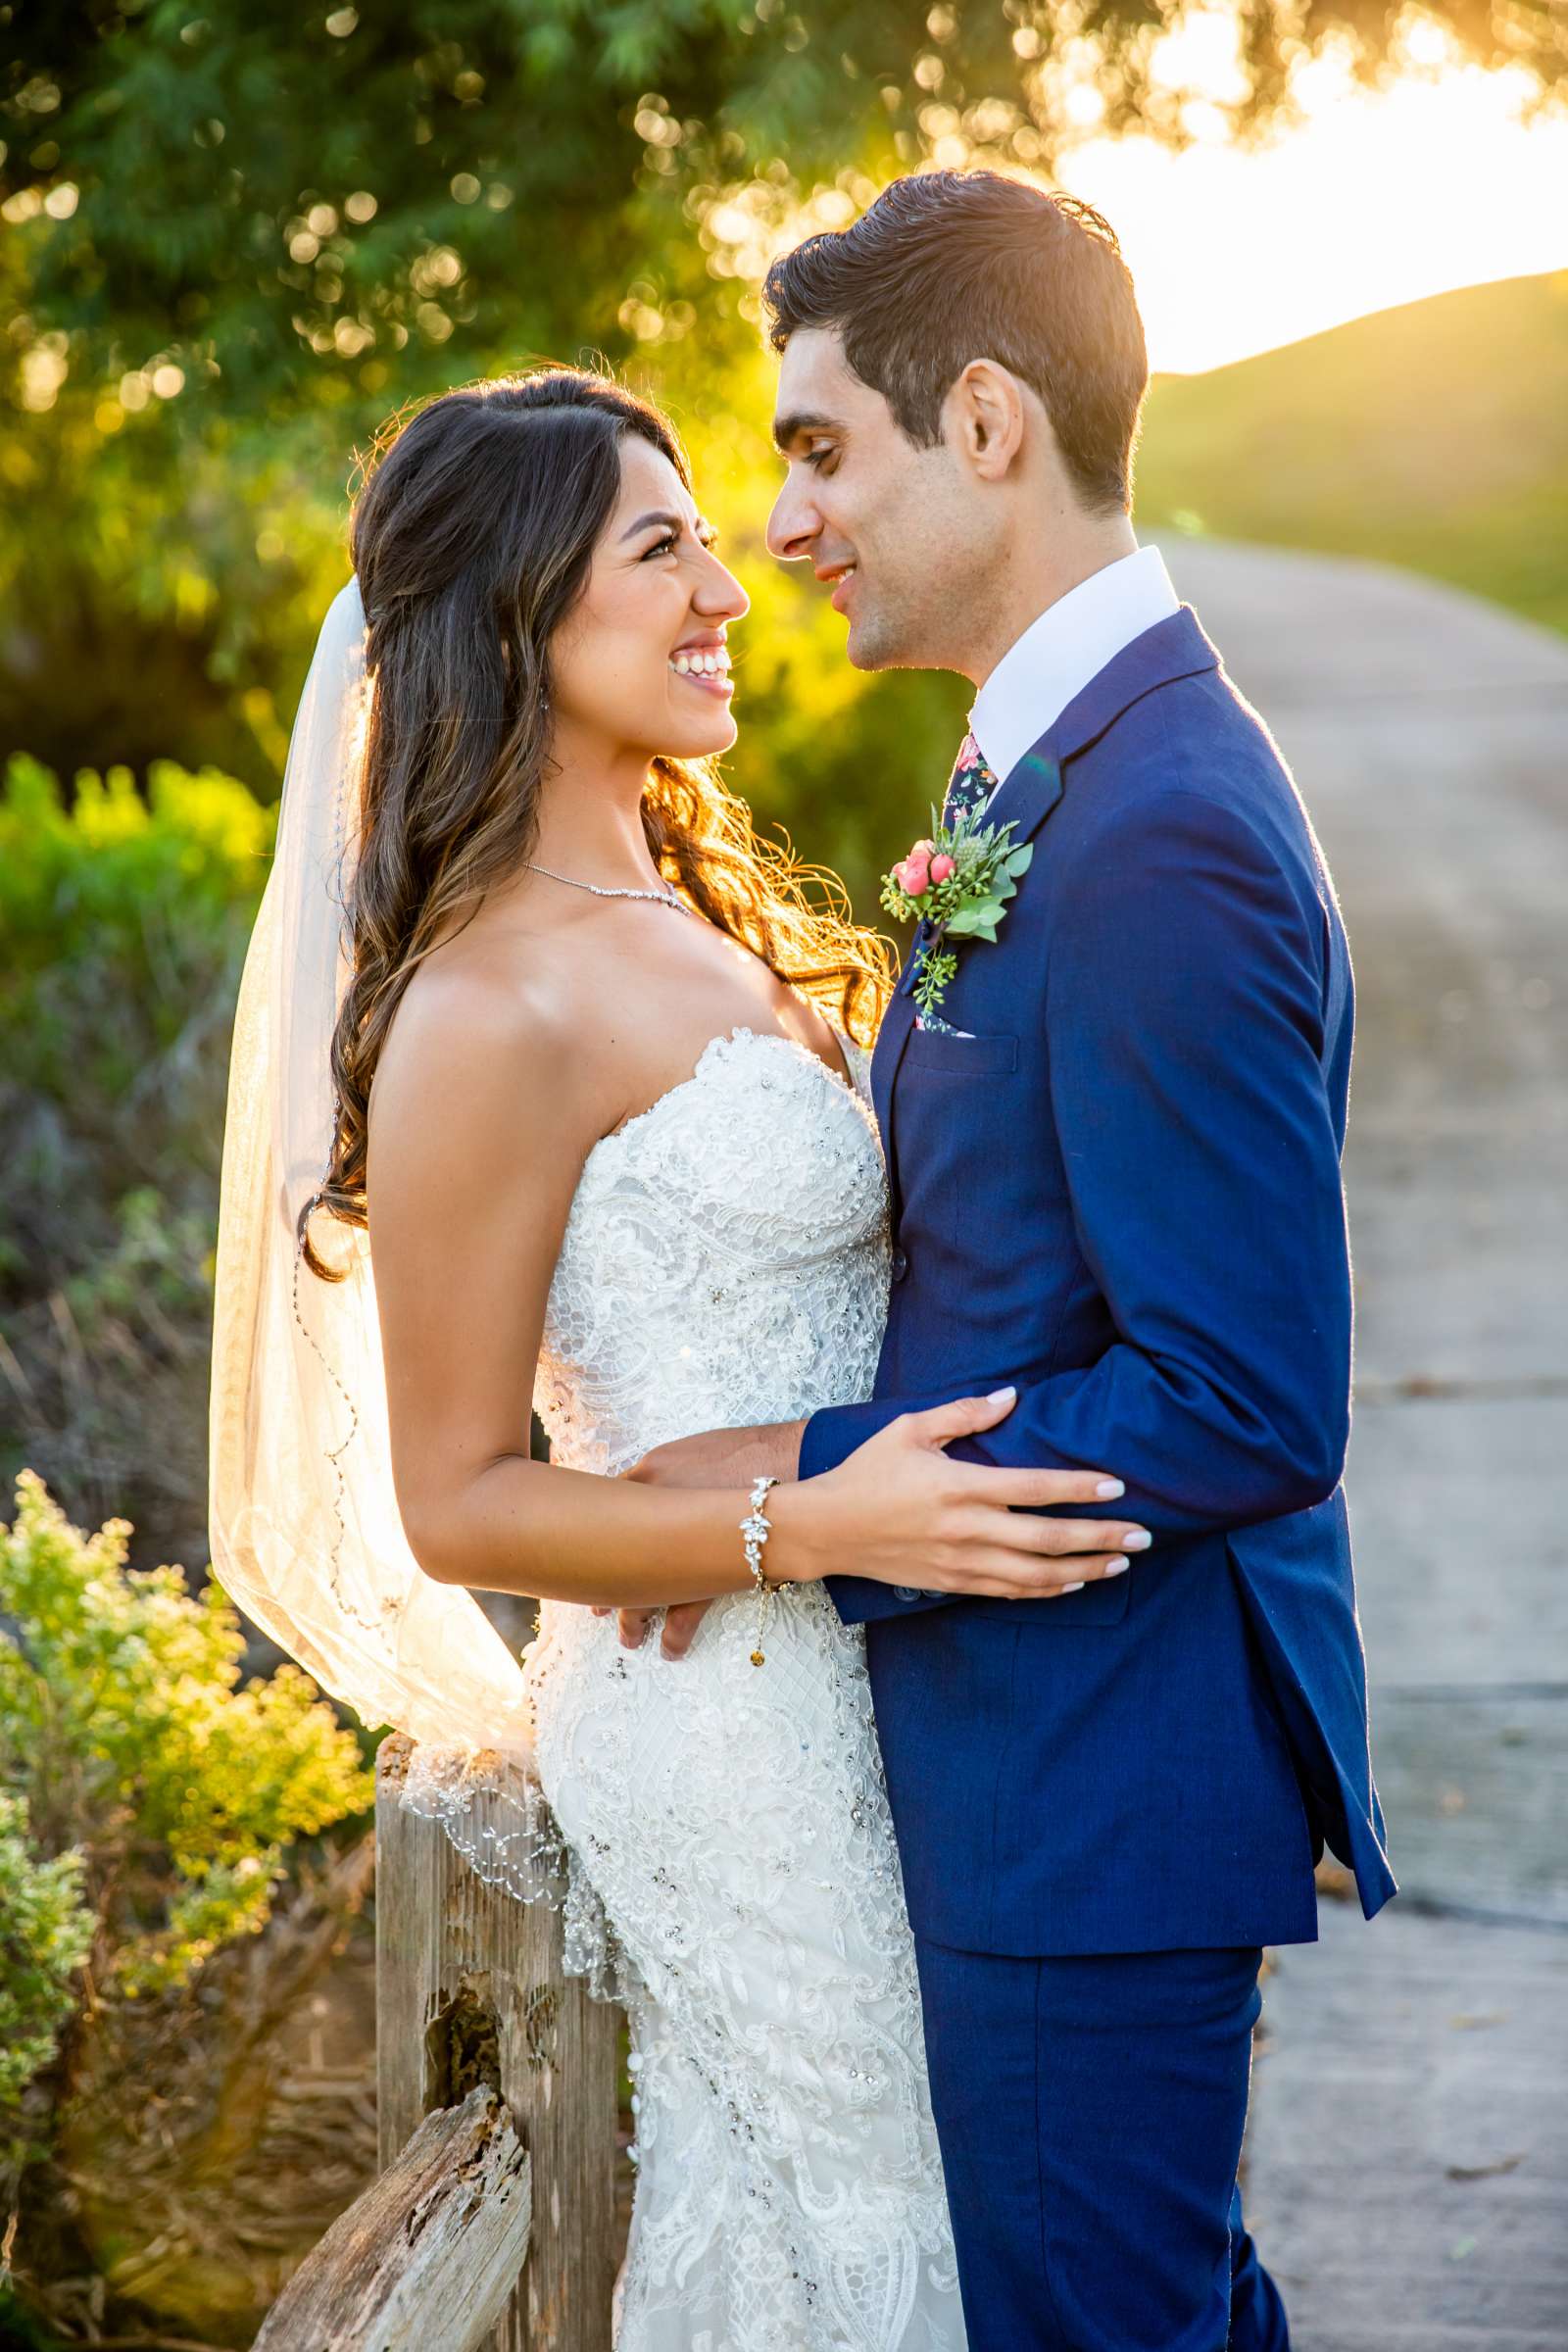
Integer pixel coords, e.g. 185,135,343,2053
521,1025,965,2352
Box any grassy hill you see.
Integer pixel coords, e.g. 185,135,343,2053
1136,271,1568,637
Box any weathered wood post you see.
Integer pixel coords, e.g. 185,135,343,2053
254,2086,535,2351
374,1732,621,2352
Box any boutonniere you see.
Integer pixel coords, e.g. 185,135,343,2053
880,802,1034,1025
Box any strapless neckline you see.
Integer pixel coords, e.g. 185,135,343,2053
586,1022,858,1173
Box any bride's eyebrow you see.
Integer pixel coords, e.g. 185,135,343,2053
620,509,716,545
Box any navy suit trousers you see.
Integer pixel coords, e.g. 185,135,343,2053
910,1938,1291,2352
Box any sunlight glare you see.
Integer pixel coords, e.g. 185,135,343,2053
1062,33,1568,373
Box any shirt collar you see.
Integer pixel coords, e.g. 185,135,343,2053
969,544,1181,789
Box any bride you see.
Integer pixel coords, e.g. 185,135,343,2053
209,368,1140,2351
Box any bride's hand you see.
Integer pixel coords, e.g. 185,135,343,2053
771,1388,1149,1598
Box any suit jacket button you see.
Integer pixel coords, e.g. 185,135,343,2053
889,1246,909,1283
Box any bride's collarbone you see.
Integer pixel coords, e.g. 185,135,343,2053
521,915,845,1144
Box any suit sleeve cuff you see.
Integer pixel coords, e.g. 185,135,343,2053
797,1396,902,1482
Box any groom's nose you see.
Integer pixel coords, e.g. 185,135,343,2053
765,471,819,564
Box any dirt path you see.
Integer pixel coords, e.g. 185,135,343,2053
1155,536,1568,2349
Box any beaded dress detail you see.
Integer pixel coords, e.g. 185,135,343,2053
524,1025,965,2352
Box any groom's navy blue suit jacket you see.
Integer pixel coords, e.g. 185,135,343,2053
802,606,1396,1956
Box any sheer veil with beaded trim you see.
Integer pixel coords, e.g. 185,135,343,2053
207,575,587,1950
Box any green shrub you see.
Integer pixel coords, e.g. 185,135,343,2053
0,755,273,1572
0,753,271,1054
0,1471,376,2335
0,1471,373,2001
0,1789,92,2179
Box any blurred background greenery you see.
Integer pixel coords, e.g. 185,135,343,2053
1,1,1564,2340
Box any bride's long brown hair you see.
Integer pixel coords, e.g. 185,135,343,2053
302,366,893,1279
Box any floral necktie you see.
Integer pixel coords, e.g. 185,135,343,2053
911,732,1001,1033
942,731,999,832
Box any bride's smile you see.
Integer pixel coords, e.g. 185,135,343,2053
667,633,733,693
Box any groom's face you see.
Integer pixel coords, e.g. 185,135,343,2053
767,328,977,673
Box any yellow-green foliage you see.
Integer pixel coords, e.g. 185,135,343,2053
0,757,276,1567
0,1789,92,2177
0,1472,374,2008
1137,271,1568,638
0,752,272,1082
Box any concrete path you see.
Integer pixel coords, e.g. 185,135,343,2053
1155,536,1568,2349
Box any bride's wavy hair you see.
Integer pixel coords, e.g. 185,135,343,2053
303,366,893,1280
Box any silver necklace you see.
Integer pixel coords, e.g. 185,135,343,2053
523,859,692,916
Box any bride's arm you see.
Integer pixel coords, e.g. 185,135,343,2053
368,960,750,1604
367,964,1142,1608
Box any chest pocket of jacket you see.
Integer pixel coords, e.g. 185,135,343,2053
896,1028,1024,1247
901,1029,1019,1078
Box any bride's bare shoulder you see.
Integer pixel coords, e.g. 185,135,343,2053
368,925,607,1177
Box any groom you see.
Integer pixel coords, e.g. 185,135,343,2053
631,170,1395,2348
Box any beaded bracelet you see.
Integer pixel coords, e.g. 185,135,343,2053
740,1474,781,1666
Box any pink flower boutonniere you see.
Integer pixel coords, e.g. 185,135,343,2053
880,802,1034,1026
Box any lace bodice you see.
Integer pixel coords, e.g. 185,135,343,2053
534,1025,891,1471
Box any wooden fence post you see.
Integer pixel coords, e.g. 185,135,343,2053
254,2086,534,2352
374,1732,621,2352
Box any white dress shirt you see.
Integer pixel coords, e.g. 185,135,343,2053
969,544,1181,793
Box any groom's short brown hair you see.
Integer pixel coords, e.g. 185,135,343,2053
762,170,1148,514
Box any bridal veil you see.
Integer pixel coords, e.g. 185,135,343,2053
208,578,604,1964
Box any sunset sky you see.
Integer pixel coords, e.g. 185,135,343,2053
1055,20,1568,373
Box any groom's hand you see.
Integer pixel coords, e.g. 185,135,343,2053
603,1420,808,1658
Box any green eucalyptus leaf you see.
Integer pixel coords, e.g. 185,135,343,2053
1006,844,1035,876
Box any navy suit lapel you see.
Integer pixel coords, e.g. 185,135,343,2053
895,606,1221,1002
878,605,1222,1198
984,605,1220,845
869,986,917,1237
871,986,916,1132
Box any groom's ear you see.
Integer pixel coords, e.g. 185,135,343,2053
947,359,1028,481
